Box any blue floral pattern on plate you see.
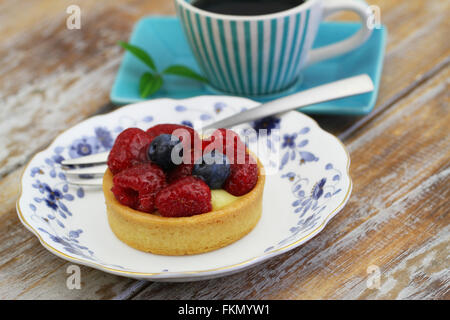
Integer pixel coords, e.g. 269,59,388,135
28,128,118,266
271,162,343,250
17,97,351,280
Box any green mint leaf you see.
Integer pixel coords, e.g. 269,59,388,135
139,73,163,98
163,65,209,83
118,41,157,72
147,76,163,97
139,72,154,98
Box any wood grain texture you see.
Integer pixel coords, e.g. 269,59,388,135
1,0,449,178
0,0,176,300
0,169,150,300
0,0,175,178
132,66,450,300
312,0,450,134
0,0,448,300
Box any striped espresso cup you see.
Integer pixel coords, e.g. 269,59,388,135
175,0,373,96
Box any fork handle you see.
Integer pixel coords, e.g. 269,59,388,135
61,151,109,166
202,74,374,130
61,75,373,166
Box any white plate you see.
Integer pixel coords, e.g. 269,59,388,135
17,96,351,281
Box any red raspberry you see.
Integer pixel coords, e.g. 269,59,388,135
107,128,151,174
110,186,137,208
111,163,167,213
166,163,194,184
146,124,200,148
155,176,212,217
203,128,246,164
223,153,258,196
201,138,212,152
166,148,200,184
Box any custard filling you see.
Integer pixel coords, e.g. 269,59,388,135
210,189,240,210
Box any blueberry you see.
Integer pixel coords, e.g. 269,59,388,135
148,134,183,171
193,151,230,189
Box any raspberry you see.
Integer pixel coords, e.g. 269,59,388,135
110,185,137,208
201,138,212,152
166,163,194,184
107,128,151,174
155,176,212,217
166,148,198,184
146,124,199,148
203,128,246,164
223,153,258,196
111,163,167,213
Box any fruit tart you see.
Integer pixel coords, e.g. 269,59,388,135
102,124,265,255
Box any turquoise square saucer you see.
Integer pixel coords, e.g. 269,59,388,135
110,16,386,115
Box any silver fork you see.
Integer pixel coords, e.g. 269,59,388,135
61,74,374,186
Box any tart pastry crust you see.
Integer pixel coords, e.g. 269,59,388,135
103,159,265,255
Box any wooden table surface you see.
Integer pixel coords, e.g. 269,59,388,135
0,0,448,300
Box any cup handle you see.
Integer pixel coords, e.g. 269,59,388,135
305,0,373,66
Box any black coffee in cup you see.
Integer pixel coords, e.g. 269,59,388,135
192,0,306,16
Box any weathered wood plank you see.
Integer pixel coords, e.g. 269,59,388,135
132,66,450,300
0,0,448,300
1,0,449,179
0,170,151,300
0,0,178,300
314,0,450,134
0,0,175,177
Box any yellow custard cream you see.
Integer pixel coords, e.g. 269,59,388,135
210,189,240,210
139,190,239,216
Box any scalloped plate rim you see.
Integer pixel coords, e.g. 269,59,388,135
16,96,352,281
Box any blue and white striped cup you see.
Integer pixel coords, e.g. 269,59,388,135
175,0,373,96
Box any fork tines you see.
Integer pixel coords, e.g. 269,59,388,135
61,151,109,186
